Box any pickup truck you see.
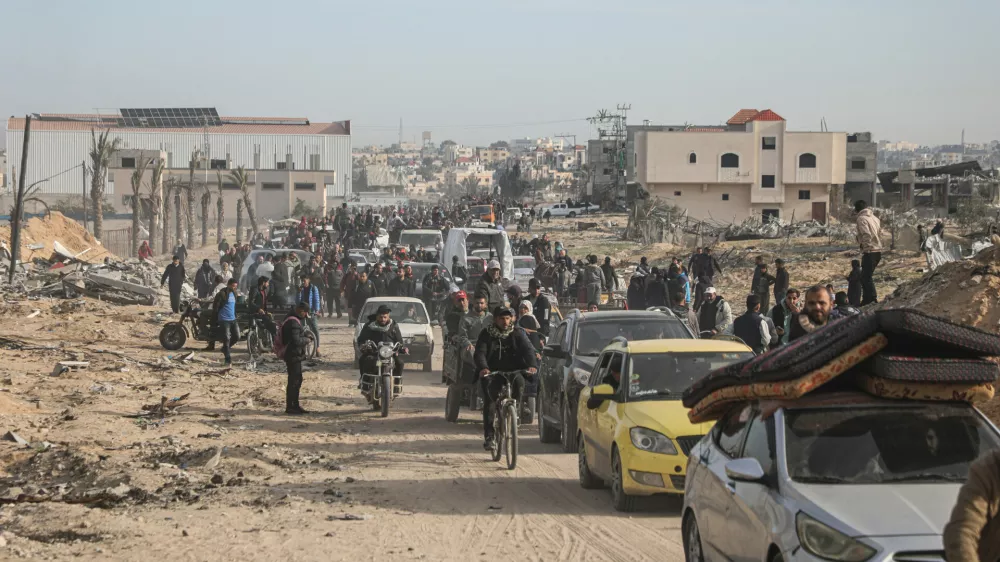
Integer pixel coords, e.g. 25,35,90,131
542,202,599,218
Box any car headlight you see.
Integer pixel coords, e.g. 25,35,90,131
571,367,590,386
378,346,394,359
629,427,678,455
412,334,428,343
795,512,876,562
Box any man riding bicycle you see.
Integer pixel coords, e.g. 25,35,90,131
474,306,538,451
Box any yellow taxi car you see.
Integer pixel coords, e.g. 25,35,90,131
576,338,753,512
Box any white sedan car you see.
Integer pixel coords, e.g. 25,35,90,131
353,297,434,372
512,255,536,291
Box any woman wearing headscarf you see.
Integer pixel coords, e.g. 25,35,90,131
518,299,543,420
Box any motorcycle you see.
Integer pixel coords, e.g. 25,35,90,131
360,341,405,418
159,300,210,350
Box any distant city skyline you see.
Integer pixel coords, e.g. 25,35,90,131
2,0,998,150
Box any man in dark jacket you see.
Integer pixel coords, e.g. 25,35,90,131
528,279,552,338
387,266,409,297
627,274,646,311
248,276,276,339
350,272,377,319
733,294,771,354
421,265,449,320
474,307,538,450
773,259,790,305
768,288,801,347
282,302,309,414
475,260,505,312
370,263,389,297
600,257,618,291
451,255,468,288
789,285,832,342
644,267,669,308
324,264,344,319
755,263,776,313
160,255,186,313
697,247,723,283
356,304,407,397
194,259,217,299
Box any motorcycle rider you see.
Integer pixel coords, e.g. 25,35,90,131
356,304,408,400
474,307,538,450
422,265,449,322
475,260,505,313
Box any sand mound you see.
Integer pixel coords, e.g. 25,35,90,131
0,211,116,264
0,392,40,414
881,245,1000,331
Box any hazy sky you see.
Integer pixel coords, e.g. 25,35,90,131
3,0,998,149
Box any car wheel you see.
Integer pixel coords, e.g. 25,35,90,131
770,551,784,562
568,211,576,218
611,448,637,512
683,513,705,562
445,384,461,423
537,388,560,444
560,397,577,453
423,360,432,372
578,435,603,489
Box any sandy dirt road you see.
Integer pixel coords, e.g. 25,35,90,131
0,301,684,561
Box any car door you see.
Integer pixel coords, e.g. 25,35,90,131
579,352,612,475
540,321,568,424
722,414,776,562
592,352,626,477
697,404,752,560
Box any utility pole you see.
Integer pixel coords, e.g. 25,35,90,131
82,160,88,232
10,115,31,284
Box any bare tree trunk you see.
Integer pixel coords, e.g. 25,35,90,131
175,192,182,249
130,200,140,257
162,182,172,254
216,197,224,246
186,188,196,247
200,191,210,247
236,199,244,245
149,165,163,257
241,190,259,240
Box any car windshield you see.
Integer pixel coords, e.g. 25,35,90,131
399,233,441,247
360,302,429,324
575,319,690,356
627,352,753,400
467,259,486,274
471,205,492,216
514,257,536,270
407,264,454,282
785,406,1000,484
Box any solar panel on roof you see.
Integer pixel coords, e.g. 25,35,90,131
119,107,222,128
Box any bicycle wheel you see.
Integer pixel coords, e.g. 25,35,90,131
381,374,391,418
246,327,260,359
490,408,502,462
504,402,518,470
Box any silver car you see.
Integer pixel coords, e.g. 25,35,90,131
682,398,1000,561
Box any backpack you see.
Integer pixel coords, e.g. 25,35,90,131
273,316,301,359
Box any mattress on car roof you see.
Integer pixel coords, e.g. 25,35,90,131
682,312,879,408
871,355,999,384
876,308,1000,356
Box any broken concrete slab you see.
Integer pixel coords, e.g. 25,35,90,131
3,431,28,446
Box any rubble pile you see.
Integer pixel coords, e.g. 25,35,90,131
0,212,115,266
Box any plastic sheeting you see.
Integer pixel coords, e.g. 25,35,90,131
442,228,513,280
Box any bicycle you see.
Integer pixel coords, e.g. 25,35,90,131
485,370,528,470
246,314,275,361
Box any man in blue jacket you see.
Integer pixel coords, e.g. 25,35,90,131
298,275,322,357
214,278,240,366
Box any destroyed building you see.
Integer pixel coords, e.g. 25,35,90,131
844,132,877,214
877,161,1000,216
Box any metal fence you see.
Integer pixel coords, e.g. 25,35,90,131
102,227,132,260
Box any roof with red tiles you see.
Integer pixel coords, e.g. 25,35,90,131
7,115,350,135
685,127,727,132
726,109,759,125
751,109,785,122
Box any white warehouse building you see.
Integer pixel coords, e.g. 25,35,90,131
4,108,352,200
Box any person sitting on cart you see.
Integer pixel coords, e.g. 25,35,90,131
587,301,600,313
197,274,226,350
444,291,468,339
474,306,538,451
248,276,277,339
356,305,408,398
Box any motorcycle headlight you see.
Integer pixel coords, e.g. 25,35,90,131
378,346,394,359
571,367,590,386
795,512,876,562
629,427,677,455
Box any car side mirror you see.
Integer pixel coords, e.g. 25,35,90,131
587,384,615,410
725,458,765,483
543,345,565,359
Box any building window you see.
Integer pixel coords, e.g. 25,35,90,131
721,153,739,168
121,157,136,169
689,153,697,164
261,182,284,190
762,209,780,221
798,190,811,200
762,137,776,150
851,158,866,170
761,175,776,188
603,168,613,175
276,162,287,170
722,193,729,201
847,134,858,143
799,153,817,168
294,182,316,191
210,159,227,170
221,182,240,190
674,191,682,196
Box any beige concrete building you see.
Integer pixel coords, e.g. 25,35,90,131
477,146,510,165
633,109,846,223
107,149,333,222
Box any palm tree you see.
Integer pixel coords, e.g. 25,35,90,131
185,158,196,247
149,159,165,256
200,184,211,247
129,156,150,257
235,199,244,245
229,167,258,239
88,129,122,241
162,178,174,254
215,171,225,246
460,176,481,197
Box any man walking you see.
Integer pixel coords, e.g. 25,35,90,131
527,279,552,338
298,276,322,356
172,238,188,266
600,257,618,291
773,259,789,306
214,278,240,367
755,263,776,313
160,255,186,313
855,200,883,305
281,302,310,414
733,295,771,354
194,259,217,299
583,255,607,306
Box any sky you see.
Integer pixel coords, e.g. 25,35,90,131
2,0,999,149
